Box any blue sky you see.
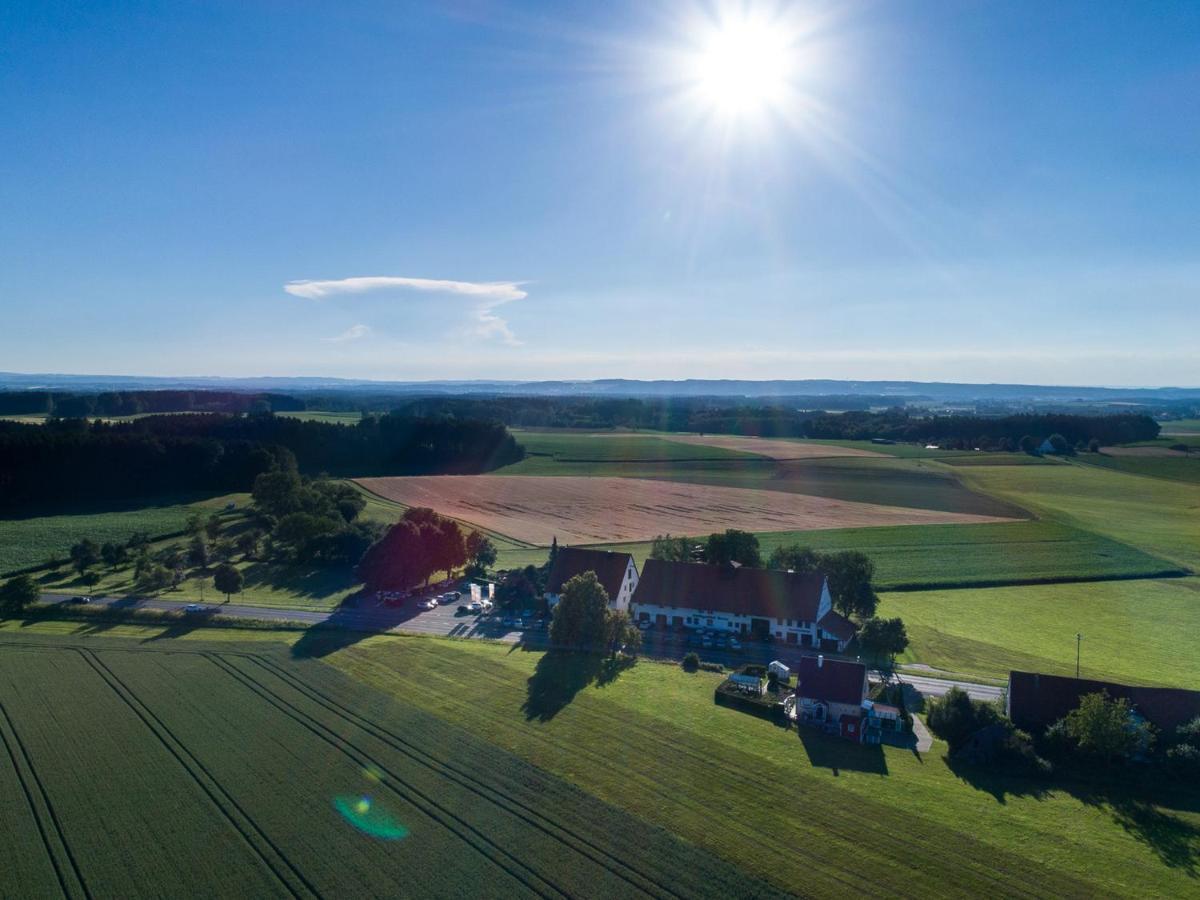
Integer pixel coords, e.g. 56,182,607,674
1,1,1197,385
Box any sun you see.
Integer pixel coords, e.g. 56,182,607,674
685,16,796,118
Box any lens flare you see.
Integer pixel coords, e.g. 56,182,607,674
334,794,409,840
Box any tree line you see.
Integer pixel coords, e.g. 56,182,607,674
0,413,524,510
0,389,303,417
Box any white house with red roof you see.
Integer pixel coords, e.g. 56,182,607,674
544,547,639,613
793,655,870,741
630,558,856,652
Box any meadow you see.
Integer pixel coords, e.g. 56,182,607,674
0,493,247,575
0,630,772,899
1076,453,1200,485
881,577,1200,688
2,622,1196,897
956,462,1200,571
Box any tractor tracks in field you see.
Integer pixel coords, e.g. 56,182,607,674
201,652,571,900
240,652,687,900
74,649,319,900
0,700,91,900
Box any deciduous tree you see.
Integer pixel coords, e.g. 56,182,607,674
69,538,101,575
0,575,39,615
704,529,761,568
213,563,244,602
549,572,609,649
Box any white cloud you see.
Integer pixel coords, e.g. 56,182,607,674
284,275,528,344
322,323,371,343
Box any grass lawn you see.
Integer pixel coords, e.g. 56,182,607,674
327,634,1200,898
956,462,1200,571
497,519,1176,590
0,493,249,575
881,577,1200,688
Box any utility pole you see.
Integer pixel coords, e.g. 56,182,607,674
1075,632,1082,677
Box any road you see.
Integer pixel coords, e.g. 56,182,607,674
40,591,1004,701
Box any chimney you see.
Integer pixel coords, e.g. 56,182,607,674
818,654,824,668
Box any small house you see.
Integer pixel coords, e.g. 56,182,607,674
768,660,791,684
794,655,869,739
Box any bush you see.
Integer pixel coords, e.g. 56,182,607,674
682,652,700,672
699,661,725,674
926,687,1002,753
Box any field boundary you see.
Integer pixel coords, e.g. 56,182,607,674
0,700,91,900
352,481,538,549
76,649,319,900
245,654,685,900
201,652,569,900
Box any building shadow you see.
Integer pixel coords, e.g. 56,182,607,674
522,649,636,723
796,726,888,776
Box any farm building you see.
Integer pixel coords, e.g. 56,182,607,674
793,655,870,741
544,547,639,613
630,558,856,651
1006,671,1200,735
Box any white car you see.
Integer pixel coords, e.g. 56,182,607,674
419,599,438,610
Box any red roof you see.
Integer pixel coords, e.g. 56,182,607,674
1008,671,1200,734
795,656,867,706
546,547,633,601
634,558,826,620
818,610,857,640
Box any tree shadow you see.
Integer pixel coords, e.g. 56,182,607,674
796,726,888,776
947,758,1200,874
140,605,222,643
240,562,358,601
290,594,415,659
522,650,636,722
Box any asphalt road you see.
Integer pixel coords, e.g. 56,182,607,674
40,591,1004,701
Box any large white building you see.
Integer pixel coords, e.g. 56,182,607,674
631,558,856,652
544,547,639,613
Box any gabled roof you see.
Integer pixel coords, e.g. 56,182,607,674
818,610,857,640
633,558,826,620
1008,671,1200,734
795,656,867,706
545,547,633,601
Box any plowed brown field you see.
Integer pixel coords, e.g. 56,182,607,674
355,475,1016,545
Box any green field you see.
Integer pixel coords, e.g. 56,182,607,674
330,633,1200,898
1075,453,1200,485
1161,419,1200,435
957,462,1200,570
496,519,1176,590
0,493,248,575
502,429,765,472
882,577,1200,688
2,624,1196,897
0,629,782,899
277,410,366,424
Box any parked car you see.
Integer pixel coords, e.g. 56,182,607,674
729,637,742,650
445,591,462,601
467,600,483,612
419,599,437,610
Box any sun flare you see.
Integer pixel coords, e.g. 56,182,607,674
686,16,796,118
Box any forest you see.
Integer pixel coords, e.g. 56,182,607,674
0,413,524,509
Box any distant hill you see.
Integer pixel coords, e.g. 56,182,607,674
1,371,1197,403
